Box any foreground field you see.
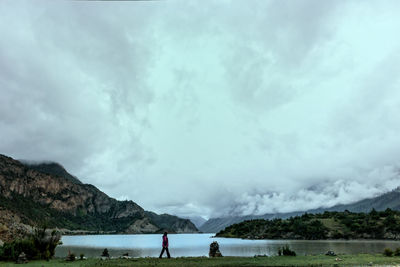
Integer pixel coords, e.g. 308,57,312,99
2,254,400,266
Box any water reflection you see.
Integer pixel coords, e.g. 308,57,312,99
55,233,400,258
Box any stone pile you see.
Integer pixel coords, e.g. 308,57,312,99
209,241,222,257
16,252,28,264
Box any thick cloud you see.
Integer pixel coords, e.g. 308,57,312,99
1,0,400,218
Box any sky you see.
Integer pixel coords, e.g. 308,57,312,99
1,0,400,219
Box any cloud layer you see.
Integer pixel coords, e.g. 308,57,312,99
1,0,400,218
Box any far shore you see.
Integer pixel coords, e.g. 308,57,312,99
59,231,205,236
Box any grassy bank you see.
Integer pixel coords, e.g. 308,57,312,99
2,254,400,266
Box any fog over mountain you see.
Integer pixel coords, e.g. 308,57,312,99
1,0,400,219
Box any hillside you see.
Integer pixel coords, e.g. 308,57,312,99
200,211,304,233
216,209,400,240
0,154,197,242
181,216,207,229
23,161,83,185
200,188,400,233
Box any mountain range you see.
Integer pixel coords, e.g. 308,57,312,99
200,187,400,233
2,152,399,241
0,154,198,243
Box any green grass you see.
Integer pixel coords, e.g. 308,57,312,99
2,254,400,266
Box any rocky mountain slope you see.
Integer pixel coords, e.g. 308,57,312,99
0,154,197,242
200,188,400,233
181,216,207,229
23,161,82,185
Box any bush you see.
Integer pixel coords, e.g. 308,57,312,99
31,226,61,260
384,248,394,257
394,248,400,256
80,253,85,260
0,239,39,261
282,245,296,256
0,226,61,261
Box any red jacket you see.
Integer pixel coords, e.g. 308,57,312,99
162,235,169,248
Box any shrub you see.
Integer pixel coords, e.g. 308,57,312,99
0,226,61,261
282,245,296,256
394,248,400,256
384,248,394,257
31,226,61,260
0,242,15,261
80,253,85,260
0,239,39,261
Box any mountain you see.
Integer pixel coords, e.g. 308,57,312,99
181,216,207,229
22,161,82,185
0,154,198,242
200,188,400,233
145,212,198,233
310,188,400,213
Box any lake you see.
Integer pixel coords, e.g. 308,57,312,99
55,233,400,258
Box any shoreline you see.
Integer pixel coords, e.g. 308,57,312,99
214,235,400,241
2,253,400,266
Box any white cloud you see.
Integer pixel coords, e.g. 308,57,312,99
1,0,400,218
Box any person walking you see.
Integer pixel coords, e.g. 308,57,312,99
159,232,171,258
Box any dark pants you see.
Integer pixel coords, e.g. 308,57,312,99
159,247,170,258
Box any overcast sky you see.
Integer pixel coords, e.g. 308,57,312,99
1,0,400,219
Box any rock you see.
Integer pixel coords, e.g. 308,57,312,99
101,248,110,258
325,250,336,256
16,252,28,264
120,252,131,259
209,241,223,257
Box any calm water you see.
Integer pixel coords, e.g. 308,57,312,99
55,233,400,258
